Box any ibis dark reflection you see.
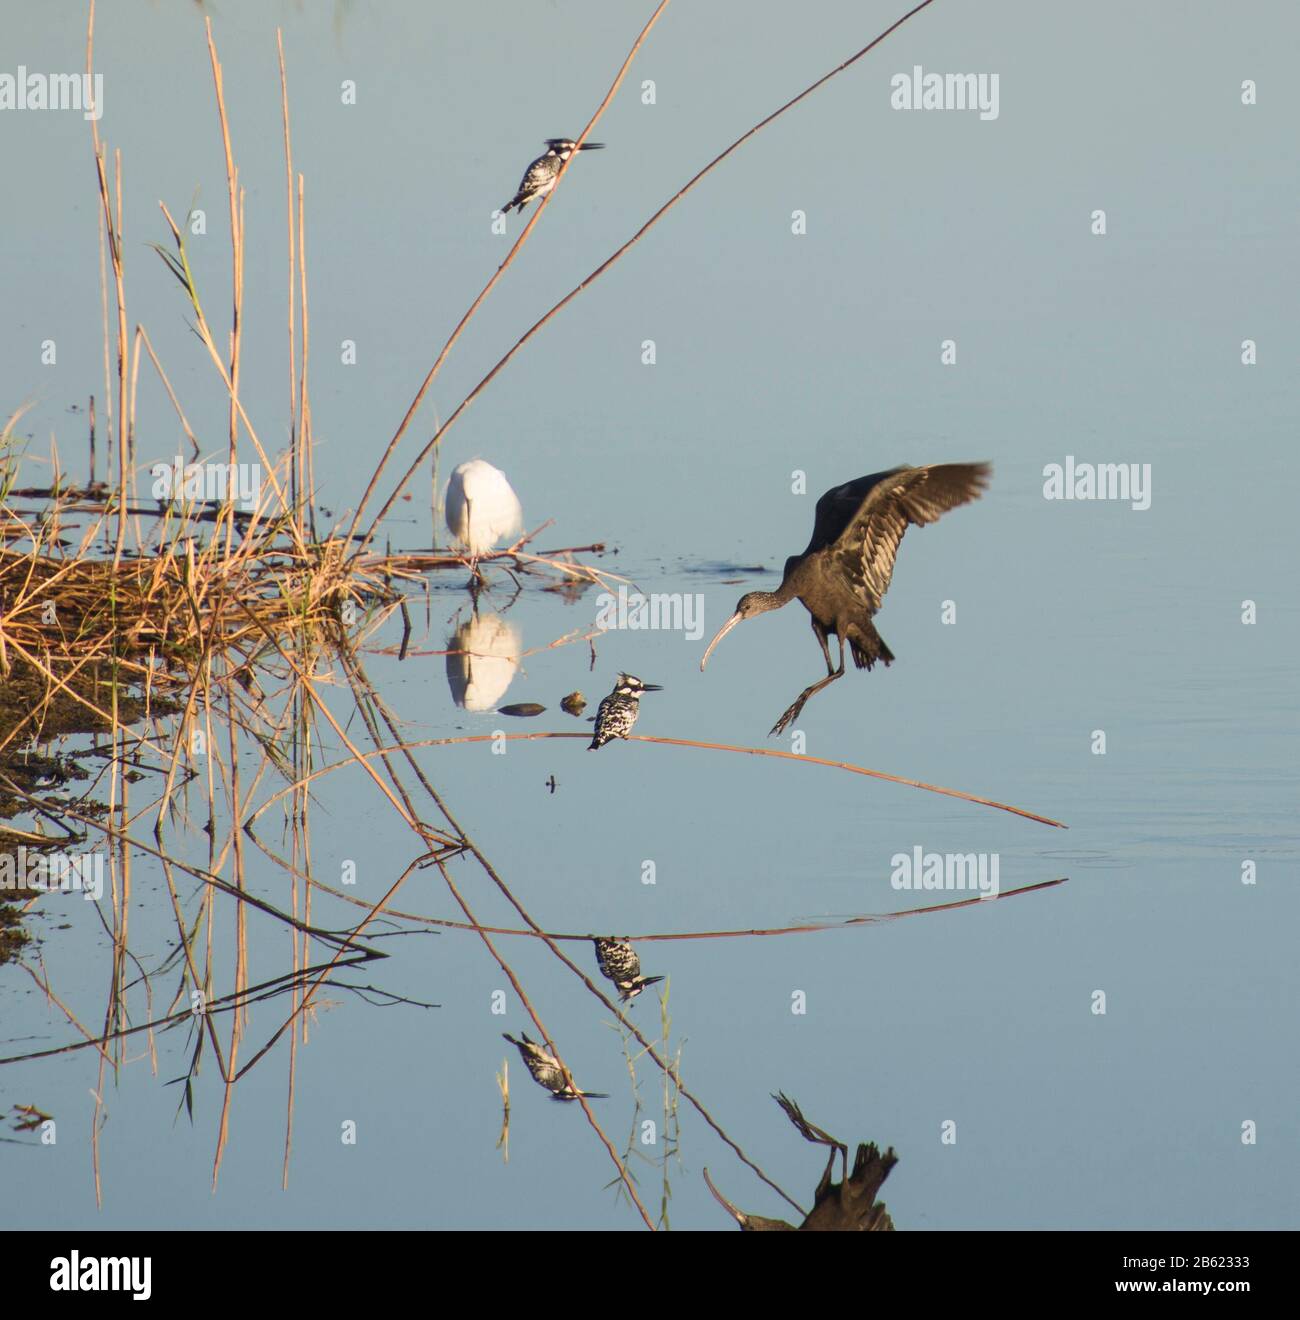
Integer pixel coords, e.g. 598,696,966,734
700,464,991,733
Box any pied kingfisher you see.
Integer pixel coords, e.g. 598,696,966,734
500,138,605,216
503,1032,608,1102
594,938,664,1003
588,673,662,750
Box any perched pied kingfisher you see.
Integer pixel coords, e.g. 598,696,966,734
594,938,665,1003
588,673,662,750
502,1032,608,1102
500,138,605,216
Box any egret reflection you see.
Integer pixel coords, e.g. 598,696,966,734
445,611,522,712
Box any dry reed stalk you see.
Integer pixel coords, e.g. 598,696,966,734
276,30,301,543
287,876,1068,945
283,729,1064,828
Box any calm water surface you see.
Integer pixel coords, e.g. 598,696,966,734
1,0,1296,1229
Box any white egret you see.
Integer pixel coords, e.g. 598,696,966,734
444,458,523,579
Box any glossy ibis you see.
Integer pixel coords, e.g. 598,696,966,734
705,1093,898,1232
700,463,991,733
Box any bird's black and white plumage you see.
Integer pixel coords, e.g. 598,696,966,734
588,673,662,750
503,1032,607,1102
594,938,665,1002
701,463,991,734
500,138,604,215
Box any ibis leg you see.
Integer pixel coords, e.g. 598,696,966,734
770,630,846,735
812,619,836,676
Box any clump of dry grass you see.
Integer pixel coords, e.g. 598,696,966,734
0,515,375,670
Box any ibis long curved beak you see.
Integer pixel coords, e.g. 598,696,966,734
700,613,743,671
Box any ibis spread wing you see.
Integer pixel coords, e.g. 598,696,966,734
826,463,991,611
801,468,904,557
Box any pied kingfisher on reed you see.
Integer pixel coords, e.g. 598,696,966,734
588,673,662,750
503,1032,608,1102
500,138,605,216
594,938,664,1003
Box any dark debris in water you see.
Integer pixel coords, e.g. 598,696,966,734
0,657,178,964
680,561,771,579
498,703,546,718
0,903,29,966
8,1103,53,1134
